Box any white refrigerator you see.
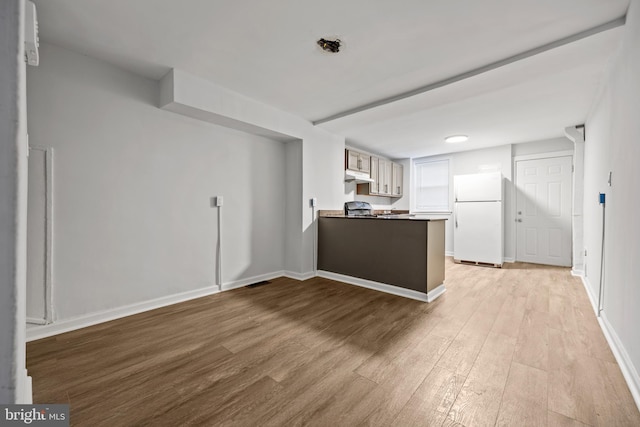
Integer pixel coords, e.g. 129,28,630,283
453,172,503,266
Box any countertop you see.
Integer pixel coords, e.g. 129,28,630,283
319,213,446,221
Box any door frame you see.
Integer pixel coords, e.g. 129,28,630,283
26,146,54,325
512,150,574,265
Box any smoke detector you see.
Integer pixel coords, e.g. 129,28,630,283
317,38,341,53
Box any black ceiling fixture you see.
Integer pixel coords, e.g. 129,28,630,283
317,38,341,53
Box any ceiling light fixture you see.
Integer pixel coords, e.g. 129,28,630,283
445,135,468,143
317,38,341,53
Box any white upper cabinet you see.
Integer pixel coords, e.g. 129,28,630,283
370,156,380,194
346,149,371,174
353,151,404,199
379,159,392,196
392,162,403,197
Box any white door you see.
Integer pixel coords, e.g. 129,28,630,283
515,156,572,266
27,147,52,324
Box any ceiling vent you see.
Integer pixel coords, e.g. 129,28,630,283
317,38,341,53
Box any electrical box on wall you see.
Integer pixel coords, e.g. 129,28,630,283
24,1,39,66
215,196,224,207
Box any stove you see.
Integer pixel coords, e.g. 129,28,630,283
344,201,375,217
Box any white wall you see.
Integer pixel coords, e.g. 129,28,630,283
27,43,288,320
302,131,345,273
0,0,29,403
159,65,347,277
512,136,574,157
583,0,640,405
284,141,303,274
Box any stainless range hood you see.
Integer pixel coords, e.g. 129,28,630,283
344,170,374,184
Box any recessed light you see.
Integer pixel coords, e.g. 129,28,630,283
445,135,468,143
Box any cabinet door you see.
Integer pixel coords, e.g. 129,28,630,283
370,157,379,194
392,163,403,197
359,153,371,174
379,159,392,195
346,150,360,171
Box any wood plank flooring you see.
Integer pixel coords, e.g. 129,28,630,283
27,259,640,426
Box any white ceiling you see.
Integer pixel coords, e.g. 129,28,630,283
33,0,629,158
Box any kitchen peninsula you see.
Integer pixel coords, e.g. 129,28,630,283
317,211,446,302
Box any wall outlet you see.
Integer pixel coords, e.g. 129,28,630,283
310,197,317,207
215,196,223,207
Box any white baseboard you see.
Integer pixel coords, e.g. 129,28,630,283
317,270,443,303
503,257,515,263
571,269,584,277
599,312,640,412
580,275,599,316
23,372,32,404
284,270,316,281
27,271,286,342
26,317,47,325
445,251,454,257
578,275,640,412
427,283,447,302
25,268,444,343
221,271,286,292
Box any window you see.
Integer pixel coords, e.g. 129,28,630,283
414,159,450,212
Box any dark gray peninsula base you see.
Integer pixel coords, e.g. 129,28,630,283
317,216,446,302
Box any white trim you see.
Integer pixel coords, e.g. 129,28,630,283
220,271,285,292
27,146,54,324
15,369,32,404
578,275,640,412
25,268,447,343
445,250,454,257
512,150,574,162
284,270,316,281
426,283,447,302
599,312,640,412
580,274,599,316
317,270,446,303
26,317,46,325
503,257,515,263
27,271,286,342
22,371,32,404
571,269,584,278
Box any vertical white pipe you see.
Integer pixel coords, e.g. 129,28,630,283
312,205,316,274
217,205,222,290
597,197,606,316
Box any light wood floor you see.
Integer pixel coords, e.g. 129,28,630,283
27,259,640,426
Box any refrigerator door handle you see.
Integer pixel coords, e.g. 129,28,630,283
455,204,458,228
